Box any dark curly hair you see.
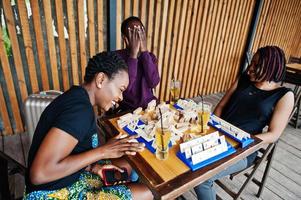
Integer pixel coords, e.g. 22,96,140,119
121,16,144,36
84,51,128,83
252,46,286,82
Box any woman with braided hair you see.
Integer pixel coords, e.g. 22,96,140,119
194,46,294,200
24,52,153,199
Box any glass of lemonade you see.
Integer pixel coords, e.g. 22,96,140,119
155,126,171,160
198,102,212,133
170,79,181,104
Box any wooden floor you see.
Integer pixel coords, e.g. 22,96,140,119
1,92,300,199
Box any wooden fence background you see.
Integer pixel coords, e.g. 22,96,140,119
0,0,106,134
115,0,256,101
252,0,301,57
0,0,301,135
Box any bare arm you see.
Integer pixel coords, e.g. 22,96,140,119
30,128,144,185
213,78,239,117
256,91,294,143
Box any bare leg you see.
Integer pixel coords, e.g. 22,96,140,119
128,183,153,200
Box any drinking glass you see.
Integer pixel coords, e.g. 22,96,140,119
170,80,181,104
155,126,171,160
197,102,212,133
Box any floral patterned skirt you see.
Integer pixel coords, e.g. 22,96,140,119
24,171,132,200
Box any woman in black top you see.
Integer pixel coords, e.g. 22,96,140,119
194,46,294,200
25,52,153,200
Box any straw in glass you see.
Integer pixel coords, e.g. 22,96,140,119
171,75,175,103
200,95,204,133
158,108,165,151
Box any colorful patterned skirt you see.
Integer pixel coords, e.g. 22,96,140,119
24,171,132,200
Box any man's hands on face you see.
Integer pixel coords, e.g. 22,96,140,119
127,26,140,58
138,26,147,52
126,25,147,58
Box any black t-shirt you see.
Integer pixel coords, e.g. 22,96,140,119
221,73,291,134
25,86,97,193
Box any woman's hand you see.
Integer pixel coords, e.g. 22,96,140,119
126,26,140,58
97,135,145,159
138,26,147,52
90,164,124,180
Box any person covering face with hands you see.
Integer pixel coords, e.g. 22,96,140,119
114,16,160,111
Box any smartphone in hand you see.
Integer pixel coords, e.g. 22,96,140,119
102,167,129,186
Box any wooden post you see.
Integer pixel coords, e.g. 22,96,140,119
108,0,117,51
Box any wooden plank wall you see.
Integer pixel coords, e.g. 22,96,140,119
1,0,301,135
252,0,301,58
115,0,256,102
0,0,106,135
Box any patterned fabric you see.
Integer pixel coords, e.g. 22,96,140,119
91,133,99,149
24,133,132,200
24,172,132,200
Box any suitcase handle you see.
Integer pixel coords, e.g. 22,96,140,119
39,90,63,95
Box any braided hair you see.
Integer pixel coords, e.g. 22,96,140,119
84,51,128,83
252,46,286,82
121,16,144,36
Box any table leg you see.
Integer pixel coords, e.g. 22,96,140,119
296,97,301,128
